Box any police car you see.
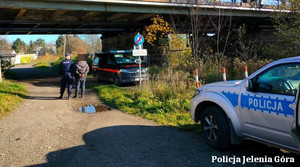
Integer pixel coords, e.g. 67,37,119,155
191,56,300,153
92,50,148,86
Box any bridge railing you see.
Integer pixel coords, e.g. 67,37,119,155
136,0,279,9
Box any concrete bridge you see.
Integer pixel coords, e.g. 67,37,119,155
0,0,285,53
0,0,281,35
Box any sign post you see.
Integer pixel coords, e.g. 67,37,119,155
133,33,147,88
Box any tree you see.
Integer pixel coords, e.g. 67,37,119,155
56,35,64,49
56,35,65,56
95,38,102,53
35,38,46,47
12,38,27,54
84,34,102,54
27,40,35,53
0,37,10,51
145,15,174,46
236,24,262,61
181,3,236,64
69,36,87,54
264,0,300,58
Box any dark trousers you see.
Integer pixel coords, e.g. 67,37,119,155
60,75,73,96
75,77,86,97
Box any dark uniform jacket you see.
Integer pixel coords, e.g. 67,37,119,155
59,59,75,78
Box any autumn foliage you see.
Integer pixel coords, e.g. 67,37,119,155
145,15,174,46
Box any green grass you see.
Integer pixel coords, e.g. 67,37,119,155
0,80,27,119
34,61,51,68
94,85,200,132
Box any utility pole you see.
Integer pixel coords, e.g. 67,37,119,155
66,34,70,53
63,35,66,57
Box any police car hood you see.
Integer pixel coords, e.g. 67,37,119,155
202,80,242,88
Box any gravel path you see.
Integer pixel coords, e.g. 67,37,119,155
0,64,299,167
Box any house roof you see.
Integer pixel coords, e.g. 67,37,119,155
0,51,17,58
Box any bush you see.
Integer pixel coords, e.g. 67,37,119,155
232,57,272,79
195,54,272,83
197,53,230,83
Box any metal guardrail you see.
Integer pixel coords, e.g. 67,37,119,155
136,0,277,9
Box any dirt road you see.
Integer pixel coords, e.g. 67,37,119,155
0,64,299,167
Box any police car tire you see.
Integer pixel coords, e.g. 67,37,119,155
94,72,101,83
200,106,231,150
114,75,121,86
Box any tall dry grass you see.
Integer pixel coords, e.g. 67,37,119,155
32,53,61,63
143,66,195,111
197,54,272,82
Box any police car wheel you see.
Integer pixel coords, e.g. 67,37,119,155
94,73,100,83
200,106,231,149
114,75,121,86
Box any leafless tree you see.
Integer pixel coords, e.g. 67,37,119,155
83,35,102,54
0,36,11,52
181,1,237,63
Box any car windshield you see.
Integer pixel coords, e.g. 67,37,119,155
114,54,136,64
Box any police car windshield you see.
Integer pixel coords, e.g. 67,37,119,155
114,54,136,64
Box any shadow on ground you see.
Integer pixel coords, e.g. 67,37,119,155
29,125,300,167
8,67,59,80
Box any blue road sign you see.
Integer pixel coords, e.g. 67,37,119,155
134,33,144,46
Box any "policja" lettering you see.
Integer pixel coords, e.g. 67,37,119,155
248,98,283,111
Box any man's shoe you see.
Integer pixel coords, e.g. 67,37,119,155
58,95,63,99
68,96,71,100
73,95,78,98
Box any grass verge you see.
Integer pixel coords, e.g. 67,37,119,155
33,54,62,71
94,84,200,132
0,80,27,119
34,62,51,68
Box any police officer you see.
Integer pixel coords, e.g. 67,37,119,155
58,53,76,100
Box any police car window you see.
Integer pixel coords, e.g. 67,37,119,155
93,57,99,66
114,54,135,64
107,55,115,65
256,63,300,96
99,55,108,66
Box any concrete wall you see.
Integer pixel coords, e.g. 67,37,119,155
14,54,37,64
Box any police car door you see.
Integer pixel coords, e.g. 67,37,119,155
105,54,117,82
296,82,300,142
241,63,300,149
98,54,108,80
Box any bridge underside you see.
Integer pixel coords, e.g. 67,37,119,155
0,8,154,36
0,0,276,38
